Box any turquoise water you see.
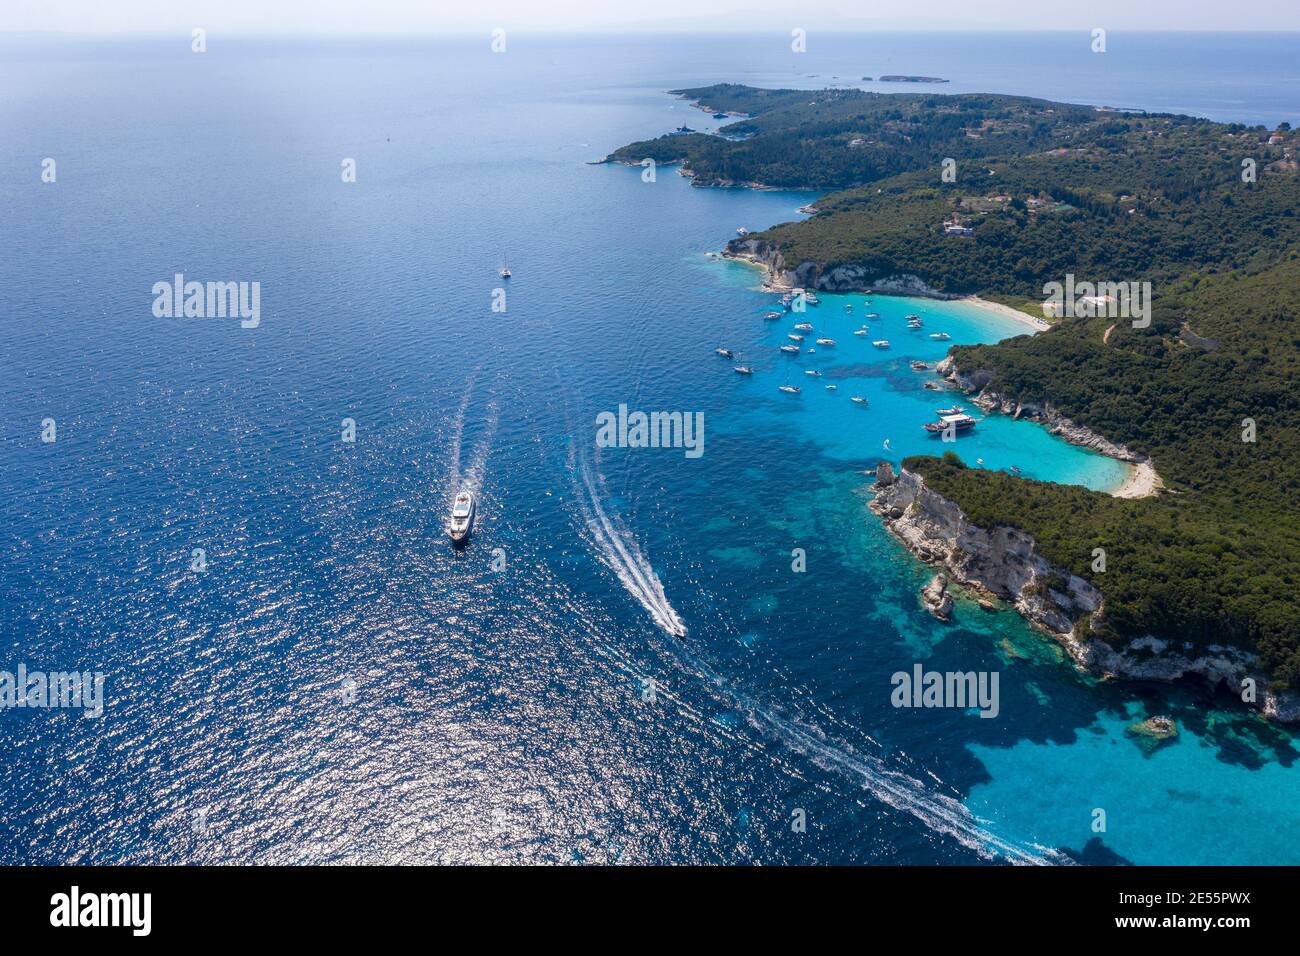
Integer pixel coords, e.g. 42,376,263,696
1,32,1295,865
707,263,1129,489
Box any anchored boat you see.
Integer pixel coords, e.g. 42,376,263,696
923,413,978,435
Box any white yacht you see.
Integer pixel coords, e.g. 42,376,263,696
449,490,476,543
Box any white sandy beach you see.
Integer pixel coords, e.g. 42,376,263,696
961,296,1051,332
1110,460,1164,499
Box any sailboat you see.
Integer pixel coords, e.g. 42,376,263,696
499,256,511,279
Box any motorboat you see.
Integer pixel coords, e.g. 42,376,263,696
923,413,978,435
449,490,476,543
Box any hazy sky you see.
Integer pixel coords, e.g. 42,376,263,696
6,0,1300,34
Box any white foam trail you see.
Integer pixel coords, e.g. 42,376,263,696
571,448,687,638
447,369,480,490
664,640,1065,866
751,705,1062,865
462,401,499,493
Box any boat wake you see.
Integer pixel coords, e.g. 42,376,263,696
665,640,1065,865
569,445,687,638
553,389,1057,864
447,368,479,490
447,369,498,497
461,401,499,493
747,700,1063,865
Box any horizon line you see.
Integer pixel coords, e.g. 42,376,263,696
5,27,1300,38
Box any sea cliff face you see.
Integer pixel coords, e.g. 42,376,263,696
725,238,953,297
869,463,1300,722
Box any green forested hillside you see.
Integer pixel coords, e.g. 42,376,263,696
907,257,1300,687
611,85,1300,686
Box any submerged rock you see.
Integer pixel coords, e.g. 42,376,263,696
1126,715,1179,753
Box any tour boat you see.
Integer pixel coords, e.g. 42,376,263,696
788,333,804,342
930,332,951,341
449,490,476,543
923,414,978,434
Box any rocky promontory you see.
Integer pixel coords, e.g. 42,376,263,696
725,237,957,298
869,462,1299,722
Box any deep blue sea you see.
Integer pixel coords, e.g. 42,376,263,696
2,31,1298,865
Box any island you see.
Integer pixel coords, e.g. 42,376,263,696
607,84,1300,719
878,75,949,83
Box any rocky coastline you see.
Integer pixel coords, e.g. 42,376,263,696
725,238,960,298
934,355,1166,498
869,462,1299,722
